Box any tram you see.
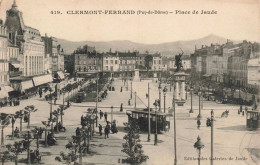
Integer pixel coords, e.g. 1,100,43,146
246,110,260,130
126,108,170,133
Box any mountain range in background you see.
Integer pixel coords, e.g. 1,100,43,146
57,34,231,56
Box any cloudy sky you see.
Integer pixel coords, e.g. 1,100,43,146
0,0,259,43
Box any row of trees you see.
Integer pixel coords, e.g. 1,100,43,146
55,108,96,165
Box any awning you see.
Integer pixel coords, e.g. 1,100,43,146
3,86,14,92
0,86,14,99
33,74,53,86
12,63,20,68
21,80,34,91
0,87,8,99
57,71,65,80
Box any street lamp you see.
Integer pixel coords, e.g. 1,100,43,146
190,86,194,113
210,110,214,165
153,100,158,145
194,136,205,165
134,92,137,109
197,87,202,119
131,80,133,99
163,86,168,113
49,88,53,120
158,83,162,111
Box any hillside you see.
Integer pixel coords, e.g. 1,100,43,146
58,34,228,56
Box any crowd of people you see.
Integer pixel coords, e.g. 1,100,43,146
0,97,20,107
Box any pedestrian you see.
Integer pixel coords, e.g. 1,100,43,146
104,112,108,122
104,125,109,139
76,127,81,137
197,119,201,129
238,109,240,115
120,103,123,112
240,105,242,112
17,98,20,105
54,97,57,105
242,111,244,116
39,88,42,98
99,124,102,136
13,98,16,106
120,87,123,92
100,110,103,119
146,93,148,99
128,99,131,106
245,106,248,112
9,98,12,106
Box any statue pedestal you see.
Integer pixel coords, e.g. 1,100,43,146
133,69,140,82
173,71,190,118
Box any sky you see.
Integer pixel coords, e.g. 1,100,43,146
0,0,259,44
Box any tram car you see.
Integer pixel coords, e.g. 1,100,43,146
126,108,170,133
246,110,260,130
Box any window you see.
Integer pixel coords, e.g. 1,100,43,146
110,60,113,64
115,60,118,64
105,66,108,70
106,60,108,64
110,66,113,71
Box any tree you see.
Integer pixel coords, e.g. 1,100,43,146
10,113,19,139
52,109,61,133
0,150,14,165
0,113,11,145
24,105,38,128
6,141,26,165
15,110,24,135
122,118,149,164
42,120,50,146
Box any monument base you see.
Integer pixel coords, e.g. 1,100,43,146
133,69,140,82
173,100,190,118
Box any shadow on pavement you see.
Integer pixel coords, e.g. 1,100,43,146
217,125,247,131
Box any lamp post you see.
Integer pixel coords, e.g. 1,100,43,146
163,86,168,113
198,87,202,119
111,106,113,122
153,101,158,145
148,83,151,142
158,83,162,111
190,87,193,113
173,96,177,165
131,80,133,99
134,92,137,109
49,88,53,120
194,136,205,165
96,74,98,127
211,110,214,165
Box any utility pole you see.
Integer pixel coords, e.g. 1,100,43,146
96,73,98,127
159,83,162,111
111,106,113,122
131,81,133,99
50,90,53,120
211,109,214,165
173,98,177,165
135,92,137,109
148,83,151,142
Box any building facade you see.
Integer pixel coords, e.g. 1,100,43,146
103,52,119,72
5,1,45,77
0,20,9,86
